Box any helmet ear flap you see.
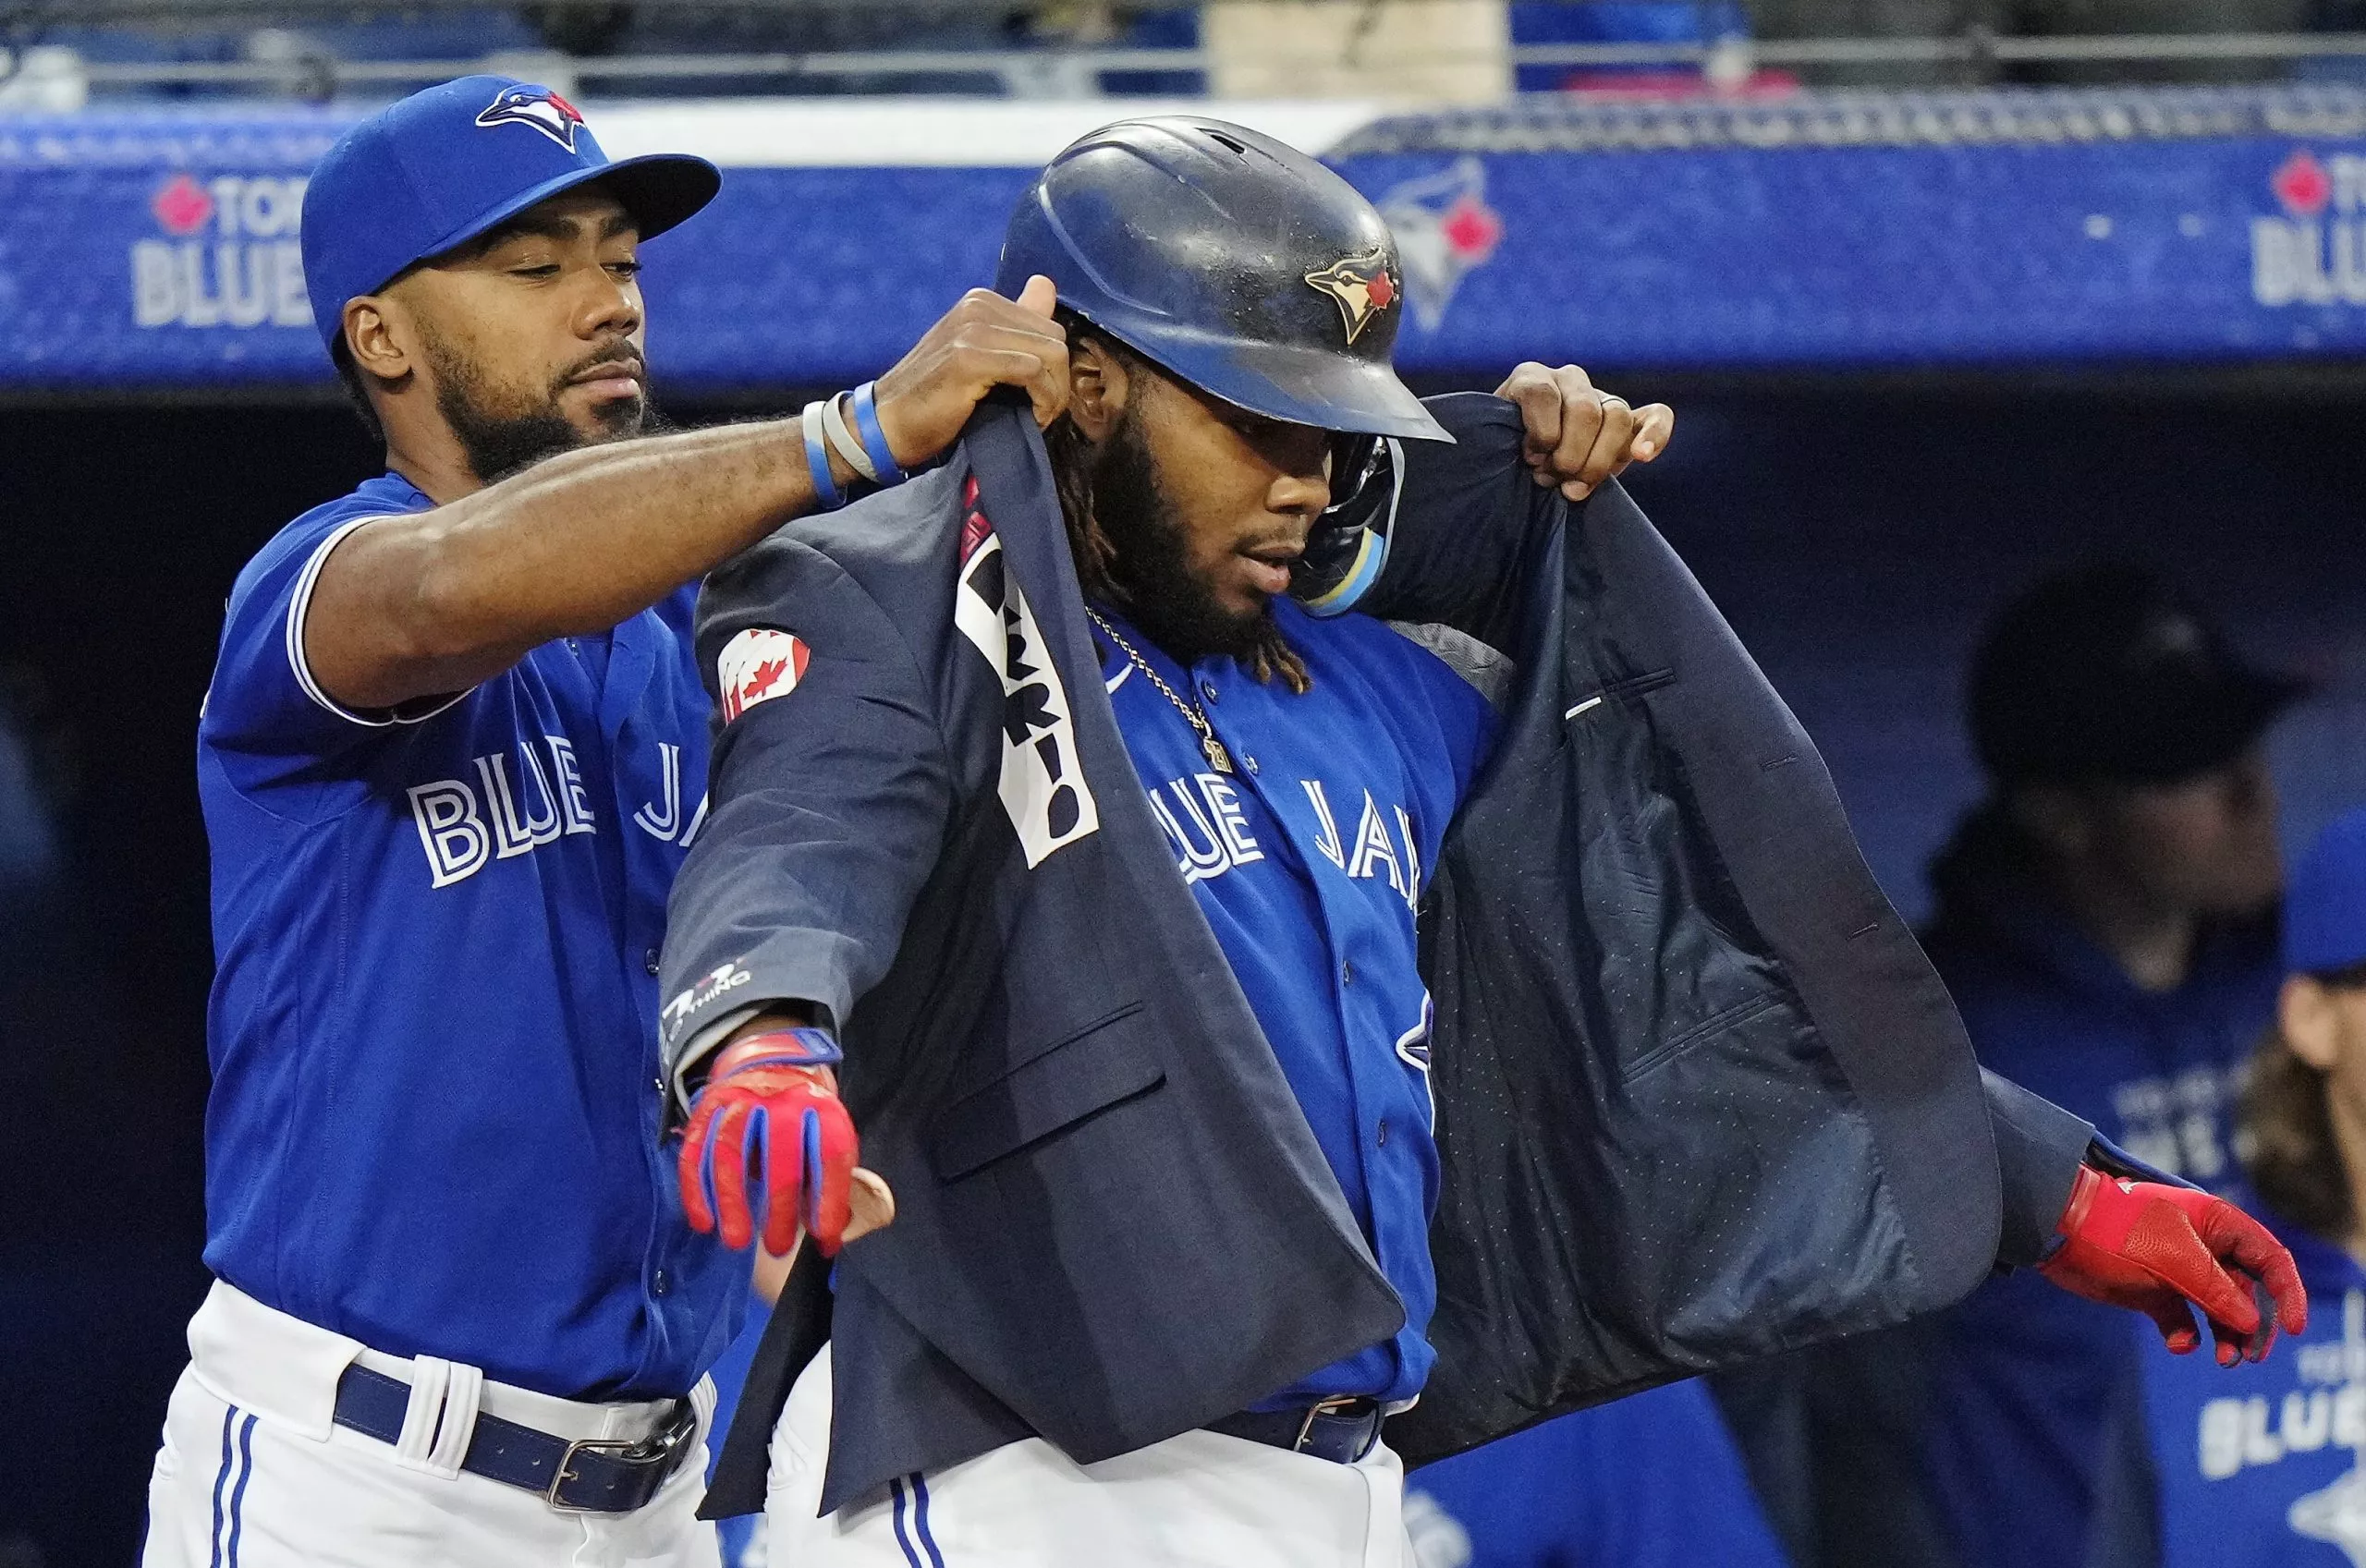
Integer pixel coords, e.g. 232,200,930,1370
1292,436,1400,618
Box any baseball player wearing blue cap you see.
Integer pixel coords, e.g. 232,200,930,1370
140,79,1661,1566
132,73,1112,1567
2081,807,2366,1568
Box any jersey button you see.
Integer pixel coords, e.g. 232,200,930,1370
1341,960,1355,985
653,1270,670,1296
1377,1120,1389,1148
1201,681,1221,703
644,948,661,976
1242,755,1260,774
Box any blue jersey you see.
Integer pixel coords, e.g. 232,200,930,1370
1916,857,2282,1568
197,473,739,1401
1406,1381,1792,1568
1091,599,1494,1407
1930,894,2276,1188
2089,1219,2366,1568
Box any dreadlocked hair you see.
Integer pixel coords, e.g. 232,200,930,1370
1045,315,1311,695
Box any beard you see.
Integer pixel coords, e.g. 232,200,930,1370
420,327,665,485
1092,414,1271,664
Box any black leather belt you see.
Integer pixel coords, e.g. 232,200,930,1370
1209,1395,1384,1465
332,1364,698,1513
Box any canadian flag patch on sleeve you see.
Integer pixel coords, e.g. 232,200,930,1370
716,627,811,723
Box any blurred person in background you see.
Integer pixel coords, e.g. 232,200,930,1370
1405,1383,1791,1568
1917,561,2303,1568
2085,807,2366,1568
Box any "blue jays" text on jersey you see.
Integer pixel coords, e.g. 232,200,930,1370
198,472,740,1401
2104,1220,2366,1568
1092,597,1495,1407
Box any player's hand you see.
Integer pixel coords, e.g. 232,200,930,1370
870,275,1069,467
1494,362,1674,504
678,1027,862,1256
2038,1165,2308,1364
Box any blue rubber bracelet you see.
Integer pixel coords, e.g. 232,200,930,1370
849,382,908,487
801,402,846,510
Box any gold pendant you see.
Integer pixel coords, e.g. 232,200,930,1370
1202,733,1235,774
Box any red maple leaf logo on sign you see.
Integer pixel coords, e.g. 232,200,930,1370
1440,192,1504,263
2275,151,2333,218
152,174,213,236
740,658,789,703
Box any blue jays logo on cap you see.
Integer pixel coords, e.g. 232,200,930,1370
475,83,587,152
301,75,719,354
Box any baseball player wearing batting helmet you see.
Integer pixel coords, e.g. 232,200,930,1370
653,115,2309,1567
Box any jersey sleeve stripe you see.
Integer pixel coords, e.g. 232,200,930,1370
284,517,470,729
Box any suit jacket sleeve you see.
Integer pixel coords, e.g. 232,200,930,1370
657,531,957,1111
1358,392,1552,651
1986,1045,2091,1270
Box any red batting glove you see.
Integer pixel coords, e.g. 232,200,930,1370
2039,1165,2308,1365
677,1027,859,1257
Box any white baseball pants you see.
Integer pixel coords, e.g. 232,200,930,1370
763,1346,1411,1568
140,1280,721,1568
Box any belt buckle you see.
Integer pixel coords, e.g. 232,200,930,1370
546,1399,699,1514
1292,1395,1365,1453
547,1435,640,1513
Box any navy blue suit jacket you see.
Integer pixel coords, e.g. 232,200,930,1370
660,395,2092,1516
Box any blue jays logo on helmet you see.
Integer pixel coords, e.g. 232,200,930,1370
474,83,587,152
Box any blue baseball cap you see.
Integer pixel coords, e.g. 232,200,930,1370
2287,808,2366,977
300,75,720,353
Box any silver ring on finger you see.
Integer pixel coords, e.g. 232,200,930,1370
1597,395,1630,411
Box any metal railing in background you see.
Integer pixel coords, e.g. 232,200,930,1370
8,32,2366,92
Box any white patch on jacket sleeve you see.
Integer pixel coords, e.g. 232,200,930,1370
716,628,810,723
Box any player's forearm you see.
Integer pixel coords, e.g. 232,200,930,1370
312,418,850,710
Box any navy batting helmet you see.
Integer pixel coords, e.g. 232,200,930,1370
995,116,1444,444
996,116,1444,613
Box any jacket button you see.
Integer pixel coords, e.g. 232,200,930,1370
644,948,661,976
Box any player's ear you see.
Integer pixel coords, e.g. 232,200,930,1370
1066,334,1128,444
343,295,411,387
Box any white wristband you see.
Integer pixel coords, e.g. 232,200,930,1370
820,392,881,485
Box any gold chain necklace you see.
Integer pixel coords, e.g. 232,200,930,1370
1086,608,1235,775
